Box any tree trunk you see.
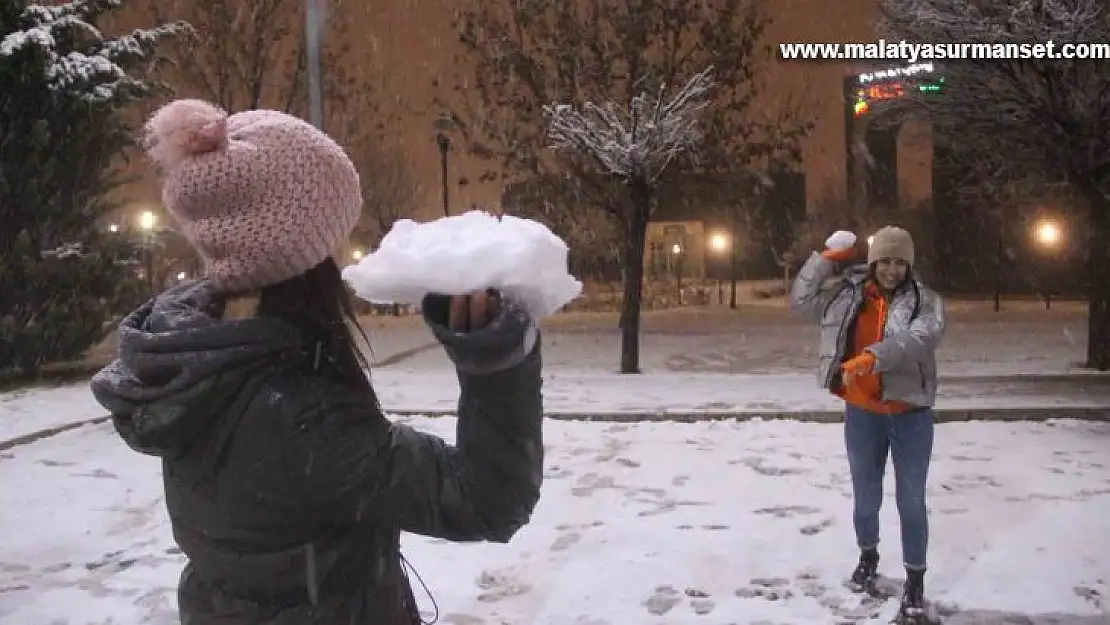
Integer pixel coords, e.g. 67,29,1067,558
1079,181,1110,369
619,177,651,374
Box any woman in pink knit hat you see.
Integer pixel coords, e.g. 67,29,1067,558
90,99,544,624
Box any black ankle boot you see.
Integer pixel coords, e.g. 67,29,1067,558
900,567,926,617
849,547,879,590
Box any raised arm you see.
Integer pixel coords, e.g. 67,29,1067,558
790,251,843,322
866,286,946,371
293,294,543,543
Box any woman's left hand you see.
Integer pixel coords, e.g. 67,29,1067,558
449,290,502,332
840,351,876,383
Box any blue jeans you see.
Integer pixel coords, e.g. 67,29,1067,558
844,404,934,569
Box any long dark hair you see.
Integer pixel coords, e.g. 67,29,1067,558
254,257,379,407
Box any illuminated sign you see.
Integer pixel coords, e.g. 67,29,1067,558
858,63,935,83
853,75,944,116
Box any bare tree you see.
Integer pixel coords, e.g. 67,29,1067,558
450,0,811,348
879,0,1110,368
147,0,359,117
146,0,301,112
544,68,713,373
320,67,419,248
348,139,420,247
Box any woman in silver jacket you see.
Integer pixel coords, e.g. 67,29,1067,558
789,226,946,624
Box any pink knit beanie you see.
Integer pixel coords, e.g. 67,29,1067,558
142,99,362,293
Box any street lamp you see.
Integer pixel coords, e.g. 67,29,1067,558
1034,219,1062,309
708,232,729,253
1035,220,1060,247
671,243,684,305
433,112,455,217
351,248,364,261
108,223,119,233
707,232,729,304
138,210,156,296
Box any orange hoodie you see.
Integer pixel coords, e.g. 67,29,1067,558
832,281,912,414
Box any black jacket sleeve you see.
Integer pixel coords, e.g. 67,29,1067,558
291,295,544,543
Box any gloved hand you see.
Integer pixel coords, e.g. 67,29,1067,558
422,291,537,375
841,351,876,384
822,230,857,262
448,289,501,332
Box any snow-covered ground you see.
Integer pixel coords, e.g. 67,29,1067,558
3,301,1105,444
397,300,1093,376
85,299,1092,376
1,301,1106,623
1,417,1107,624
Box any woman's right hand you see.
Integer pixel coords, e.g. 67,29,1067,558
822,230,858,262
448,290,502,332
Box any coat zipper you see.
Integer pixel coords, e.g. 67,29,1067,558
877,293,890,399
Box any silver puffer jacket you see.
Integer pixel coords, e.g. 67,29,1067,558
789,252,947,408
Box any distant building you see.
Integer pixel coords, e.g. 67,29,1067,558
502,169,805,281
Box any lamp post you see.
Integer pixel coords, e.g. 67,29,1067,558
671,243,684,305
1034,219,1061,309
708,231,729,304
433,113,454,217
138,210,156,297
304,0,325,129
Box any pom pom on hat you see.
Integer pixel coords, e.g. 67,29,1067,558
143,99,229,170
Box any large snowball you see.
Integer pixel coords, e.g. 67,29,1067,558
342,211,582,316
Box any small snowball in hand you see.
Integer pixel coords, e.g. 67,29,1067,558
825,230,857,251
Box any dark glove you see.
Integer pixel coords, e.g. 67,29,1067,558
422,291,537,375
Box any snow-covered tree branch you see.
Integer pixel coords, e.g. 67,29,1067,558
543,66,714,185
878,0,1110,194
879,0,1110,368
0,0,186,102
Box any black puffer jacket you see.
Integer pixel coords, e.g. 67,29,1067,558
90,281,544,624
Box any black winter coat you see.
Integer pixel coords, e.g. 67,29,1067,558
90,281,544,624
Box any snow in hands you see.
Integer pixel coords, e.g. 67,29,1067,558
543,66,714,183
0,0,184,102
826,230,857,250
342,210,582,317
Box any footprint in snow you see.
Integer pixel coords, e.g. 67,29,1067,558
644,585,681,615
570,473,618,497
685,587,715,614
442,614,485,625
800,517,835,535
754,505,821,518
549,532,582,552
475,568,531,603
75,468,119,479
736,577,794,601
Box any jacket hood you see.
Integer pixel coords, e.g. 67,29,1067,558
90,280,301,457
